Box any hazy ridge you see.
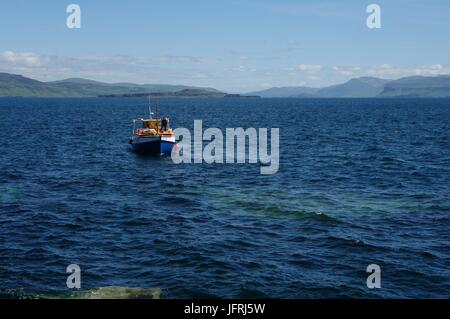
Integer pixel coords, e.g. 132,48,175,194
1,73,450,98
247,76,450,98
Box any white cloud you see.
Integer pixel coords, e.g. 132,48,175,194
365,64,450,78
306,75,320,81
283,64,323,81
328,63,450,80
297,64,322,72
224,65,248,72
191,73,208,79
283,64,322,78
0,51,41,67
0,51,211,84
333,66,361,76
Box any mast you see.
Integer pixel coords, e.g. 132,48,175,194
155,96,159,120
148,95,152,119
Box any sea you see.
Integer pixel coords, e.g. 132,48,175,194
0,97,449,298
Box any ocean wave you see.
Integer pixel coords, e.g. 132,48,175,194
230,199,340,222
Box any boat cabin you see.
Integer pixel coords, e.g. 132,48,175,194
132,118,172,137
143,119,161,130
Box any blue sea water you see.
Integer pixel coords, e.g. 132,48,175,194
0,97,449,298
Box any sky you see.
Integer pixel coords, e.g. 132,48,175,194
0,0,449,92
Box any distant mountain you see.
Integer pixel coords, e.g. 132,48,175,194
246,86,318,98
0,73,225,97
2,72,450,98
314,77,390,98
245,76,450,98
244,77,389,98
378,75,450,97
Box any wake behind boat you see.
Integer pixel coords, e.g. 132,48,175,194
129,97,176,156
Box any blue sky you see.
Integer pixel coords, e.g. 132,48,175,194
0,0,449,92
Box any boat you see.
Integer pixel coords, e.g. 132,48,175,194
129,97,176,156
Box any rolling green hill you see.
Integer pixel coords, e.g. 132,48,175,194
0,73,224,97
0,73,72,97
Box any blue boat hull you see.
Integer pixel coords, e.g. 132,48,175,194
130,139,175,156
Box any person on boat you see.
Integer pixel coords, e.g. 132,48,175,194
161,117,169,131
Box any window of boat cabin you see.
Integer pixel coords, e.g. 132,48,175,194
143,120,160,130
